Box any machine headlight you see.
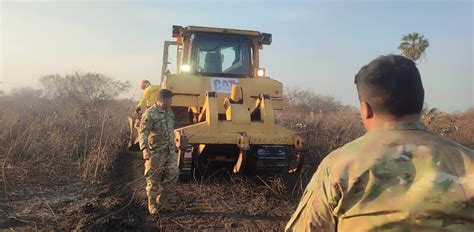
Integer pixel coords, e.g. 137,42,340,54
257,68,266,77
181,64,191,72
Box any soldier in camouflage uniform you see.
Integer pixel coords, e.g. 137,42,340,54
139,89,178,215
286,55,474,231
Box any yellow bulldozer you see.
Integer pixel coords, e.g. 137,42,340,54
129,25,303,180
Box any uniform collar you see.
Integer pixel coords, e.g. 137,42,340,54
371,122,427,132
152,105,168,113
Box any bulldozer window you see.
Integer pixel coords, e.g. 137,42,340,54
193,34,253,77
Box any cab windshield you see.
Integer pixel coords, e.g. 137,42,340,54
191,33,253,77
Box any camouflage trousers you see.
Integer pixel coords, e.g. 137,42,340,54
144,148,179,206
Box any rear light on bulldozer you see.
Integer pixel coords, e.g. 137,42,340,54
181,64,191,72
257,68,266,77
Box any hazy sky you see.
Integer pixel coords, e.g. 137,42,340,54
1,0,473,112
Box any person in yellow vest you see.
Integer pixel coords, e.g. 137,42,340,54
136,80,161,114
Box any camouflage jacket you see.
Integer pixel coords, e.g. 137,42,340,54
286,122,474,232
139,105,175,152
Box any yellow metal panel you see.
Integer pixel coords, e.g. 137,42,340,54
272,99,283,110
174,121,297,145
172,95,199,107
206,94,218,135
164,74,284,112
260,97,275,134
178,131,296,145
238,78,283,99
163,75,207,94
225,104,251,124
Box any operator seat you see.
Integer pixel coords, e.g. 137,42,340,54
204,52,222,73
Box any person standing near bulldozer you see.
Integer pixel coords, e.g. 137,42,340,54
139,89,178,215
136,80,161,114
286,55,474,231
127,80,160,151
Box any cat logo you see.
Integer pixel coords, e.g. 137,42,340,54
210,77,239,93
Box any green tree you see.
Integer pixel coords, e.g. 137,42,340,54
398,32,430,63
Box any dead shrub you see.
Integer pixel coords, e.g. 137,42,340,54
0,74,133,196
422,107,474,148
39,72,131,101
277,89,365,196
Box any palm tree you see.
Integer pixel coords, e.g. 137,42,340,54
398,32,430,63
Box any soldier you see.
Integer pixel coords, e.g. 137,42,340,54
139,89,178,215
136,80,161,114
286,55,474,231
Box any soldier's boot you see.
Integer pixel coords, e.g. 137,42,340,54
157,192,171,210
147,196,158,215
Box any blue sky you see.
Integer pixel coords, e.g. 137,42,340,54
1,0,472,112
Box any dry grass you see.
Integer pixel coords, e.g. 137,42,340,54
190,175,291,215
0,88,133,192
277,89,365,195
422,107,474,148
0,87,136,229
452,108,474,148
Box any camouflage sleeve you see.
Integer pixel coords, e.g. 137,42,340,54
285,157,338,231
137,88,150,108
169,110,175,144
138,110,152,150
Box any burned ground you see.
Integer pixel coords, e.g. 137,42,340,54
2,150,305,231
70,151,303,231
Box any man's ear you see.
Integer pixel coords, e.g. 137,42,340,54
360,101,374,120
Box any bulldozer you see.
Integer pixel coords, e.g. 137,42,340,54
129,25,303,180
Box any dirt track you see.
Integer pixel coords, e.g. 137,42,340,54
57,151,299,231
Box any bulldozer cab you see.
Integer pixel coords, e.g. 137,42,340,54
161,25,271,82
192,33,252,77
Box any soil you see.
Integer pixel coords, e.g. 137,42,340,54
1,151,305,231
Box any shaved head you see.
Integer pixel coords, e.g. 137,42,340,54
354,55,424,117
